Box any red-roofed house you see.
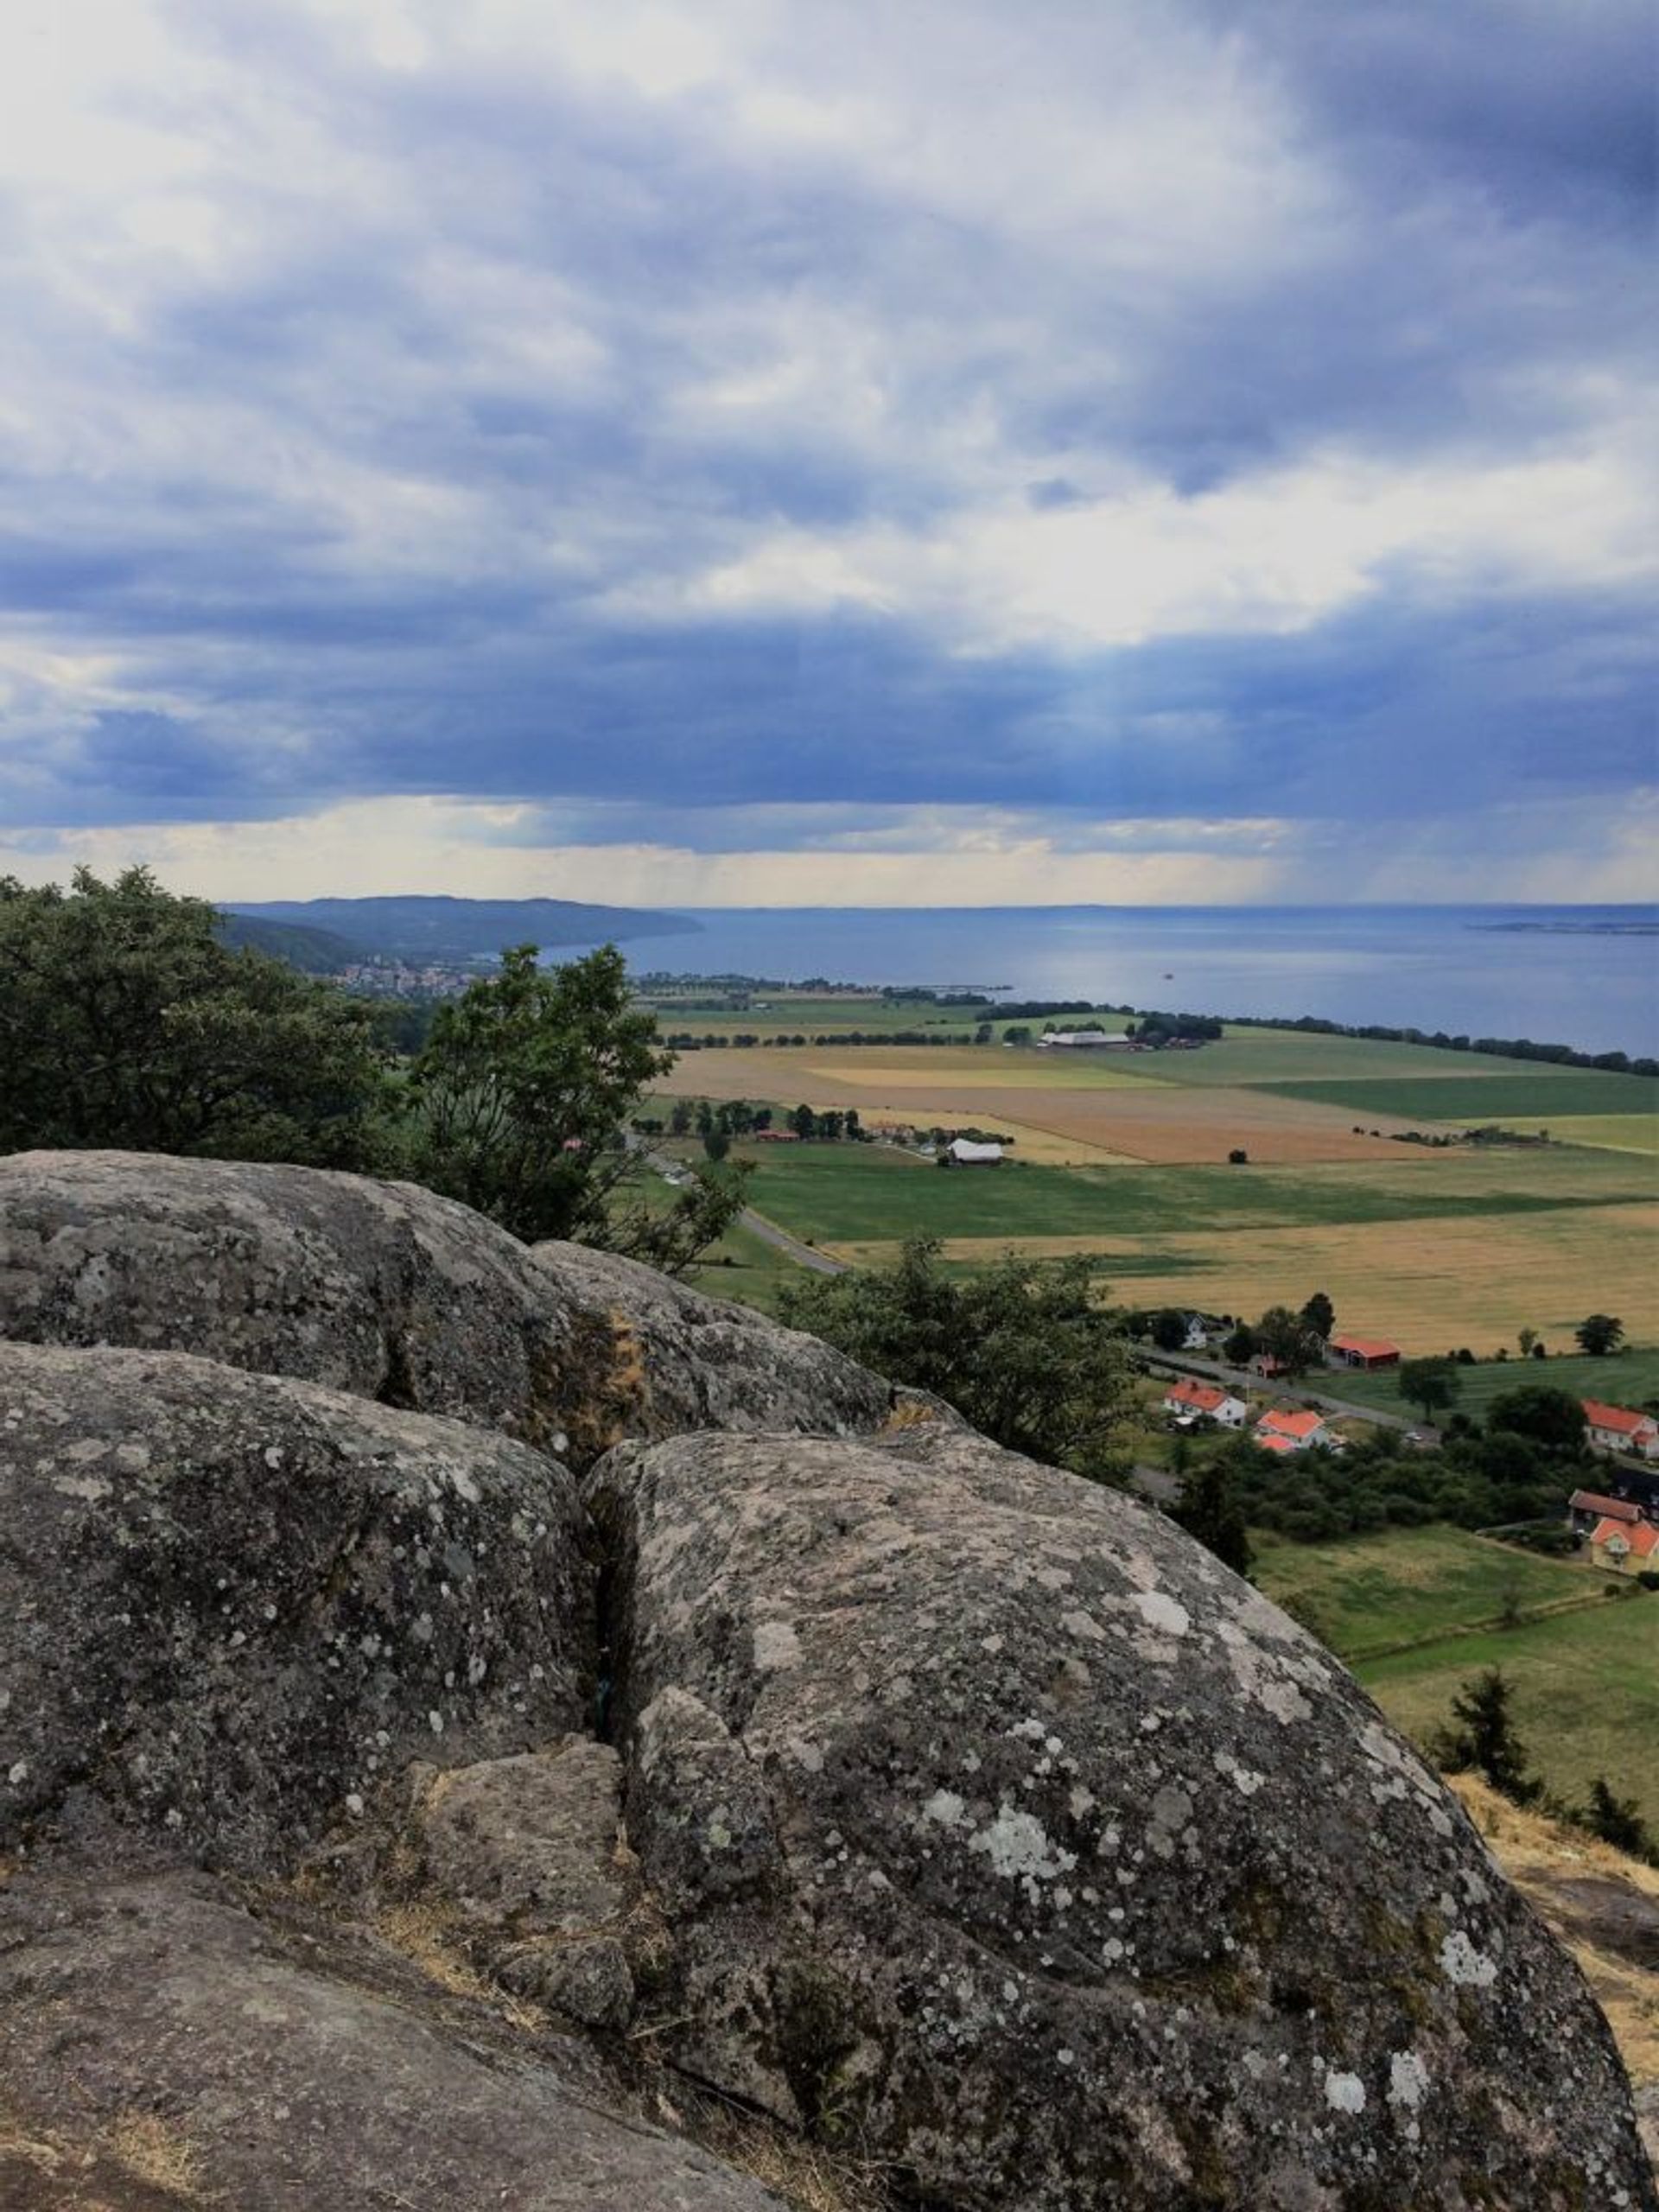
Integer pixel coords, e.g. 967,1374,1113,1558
1589,1516,1659,1574
1583,1401,1659,1460
1327,1332,1402,1371
1161,1377,1247,1429
1568,1489,1645,1538
1255,1431,1300,1457
1255,1408,1332,1453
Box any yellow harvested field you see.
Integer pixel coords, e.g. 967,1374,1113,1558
1503,1115,1659,1156
827,1201,1659,1352
655,1046,1418,1164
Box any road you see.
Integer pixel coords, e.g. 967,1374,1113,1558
737,1207,847,1275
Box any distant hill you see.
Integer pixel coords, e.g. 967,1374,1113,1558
216,913,366,972
223,896,701,964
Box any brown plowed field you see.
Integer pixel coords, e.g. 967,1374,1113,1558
656,1046,1416,1165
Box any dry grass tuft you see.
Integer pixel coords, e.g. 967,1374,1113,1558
106,2110,212,2200
676,2093,895,2212
373,1898,547,2034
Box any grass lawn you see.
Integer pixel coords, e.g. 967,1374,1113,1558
1258,1070,1659,1122
1254,1525,1659,1824
1327,1345,1659,1415
1253,1527,1604,1661
738,1141,1657,1247
1129,1029,1540,1088
1361,1597,1659,1828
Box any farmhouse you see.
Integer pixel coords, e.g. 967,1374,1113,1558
1327,1332,1402,1371
1582,1400,1659,1460
1567,1489,1647,1538
1587,1515,1659,1576
1161,1378,1247,1429
1255,1408,1332,1453
946,1138,1003,1166
1035,1030,1134,1051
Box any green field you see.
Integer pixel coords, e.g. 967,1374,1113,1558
1259,1071,1659,1122
1328,1346,1659,1415
1255,1527,1659,1823
738,1141,1657,1247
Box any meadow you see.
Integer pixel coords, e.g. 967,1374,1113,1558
653,1010,1656,1347
1327,1346,1659,1416
1252,1528,1659,1824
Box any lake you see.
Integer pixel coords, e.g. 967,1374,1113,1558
598,906,1658,1059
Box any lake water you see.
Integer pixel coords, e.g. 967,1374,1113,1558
599,906,1658,1059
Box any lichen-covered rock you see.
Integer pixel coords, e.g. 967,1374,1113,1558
0,1150,891,1462
526,1238,894,1458
0,1870,786,2210
589,1423,1656,2210
0,1340,588,1872
408,1739,650,2030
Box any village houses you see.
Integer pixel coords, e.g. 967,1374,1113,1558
1582,1399,1659,1461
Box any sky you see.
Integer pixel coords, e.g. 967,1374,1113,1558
1,0,1654,907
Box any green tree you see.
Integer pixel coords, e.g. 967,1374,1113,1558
668,1098,693,1136
1487,1385,1588,1455
779,1236,1134,1482
791,1103,817,1141
1516,1325,1538,1360
702,1127,731,1162
1579,1776,1652,1859
408,944,674,1246
1149,1307,1190,1352
1253,1305,1324,1377
1431,1669,1541,1806
1574,1313,1625,1357
1300,1291,1335,1341
1172,1451,1253,1577
1399,1357,1461,1424
0,867,389,1167
1222,1321,1256,1366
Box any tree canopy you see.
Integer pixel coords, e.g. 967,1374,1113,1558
1574,1313,1624,1357
0,868,389,1166
779,1236,1134,1482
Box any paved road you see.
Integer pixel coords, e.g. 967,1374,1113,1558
1139,1349,1434,1438
738,1208,847,1275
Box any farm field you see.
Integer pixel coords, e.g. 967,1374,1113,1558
1260,1071,1659,1122
1328,1346,1659,1417
1253,1528,1659,1825
872,1204,1659,1349
1497,1114,1659,1156
655,1020,1656,1345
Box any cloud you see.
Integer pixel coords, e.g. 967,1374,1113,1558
0,0,1652,895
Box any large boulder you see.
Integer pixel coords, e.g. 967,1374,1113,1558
588,1422,1655,2211
0,1870,786,2210
0,1150,890,1462
0,1340,588,1872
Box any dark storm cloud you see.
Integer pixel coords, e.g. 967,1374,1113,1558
1,0,1651,881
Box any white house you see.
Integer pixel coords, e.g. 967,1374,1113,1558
1161,1377,1247,1428
1254,1408,1332,1453
947,1138,1003,1166
1583,1400,1659,1460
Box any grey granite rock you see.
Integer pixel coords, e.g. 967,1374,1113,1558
0,1150,891,1464
588,1421,1656,2211
0,1870,785,2210
0,1339,588,1872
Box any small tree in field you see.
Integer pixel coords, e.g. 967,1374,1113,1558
1432,1669,1540,1806
1399,1357,1461,1424
1574,1313,1624,1357
1300,1291,1335,1341
1580,1776,1653,1859
1149,1307,1190,1352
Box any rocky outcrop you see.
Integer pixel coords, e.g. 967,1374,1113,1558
0,1149,1652,2209
0,1871,785,2211
588,1421,1656,2209
0,1339,588,1873
0,1150,891,1464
